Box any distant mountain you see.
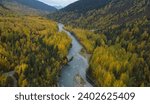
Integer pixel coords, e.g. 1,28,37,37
0,0,57,15
14,0,57,12
62,0,111,13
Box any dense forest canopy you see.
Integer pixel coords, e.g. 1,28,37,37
0,0,150,87
0,5,71,86
49,0,150,86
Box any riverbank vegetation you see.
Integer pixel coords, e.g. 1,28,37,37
0,14,71,86
1,0,150,87
66,17,150,87
89,17,150,87
50,0,150,86
65,26,107,53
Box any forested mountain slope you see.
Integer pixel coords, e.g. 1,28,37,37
61,0,110,13
0,4,71,87
0,0,57,15
50,0,149,31
0,3,11,15
50,0,150,86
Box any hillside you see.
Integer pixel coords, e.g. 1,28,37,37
0,4,71,87
0,0,57,15
49,0,150,86
50,0,150,30
61,0,110,13
0,3,10,15
0,0,150,87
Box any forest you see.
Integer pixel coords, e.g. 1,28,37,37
65,26,107,53
51,0,150,86
0,0,150,87
64,16,150,87
0,9,71,86
88,17,150,87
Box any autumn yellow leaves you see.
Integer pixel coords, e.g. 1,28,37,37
0,16,71,86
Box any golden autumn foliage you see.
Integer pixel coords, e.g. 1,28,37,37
0,16,71,86
89,43,150,86
65,17,150,87
65,26,106,53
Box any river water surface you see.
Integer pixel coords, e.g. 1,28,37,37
58,23,92,87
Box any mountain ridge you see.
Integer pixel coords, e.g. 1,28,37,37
0,0,57,15
13,0,57,12
61,0,111,13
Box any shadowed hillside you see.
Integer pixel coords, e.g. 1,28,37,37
0,0,57,15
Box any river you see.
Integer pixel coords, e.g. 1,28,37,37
58,23,92,87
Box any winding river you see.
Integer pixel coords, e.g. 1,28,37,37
58,23,92,87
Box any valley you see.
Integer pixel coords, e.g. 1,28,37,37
50,0,150,87
0,0,150,87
